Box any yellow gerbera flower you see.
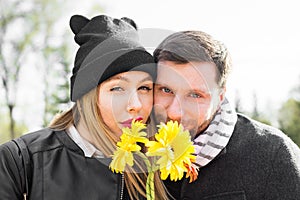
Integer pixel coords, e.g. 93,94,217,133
110,147,134,173
109,120,149,173
120,120,149,145
146,121,196,181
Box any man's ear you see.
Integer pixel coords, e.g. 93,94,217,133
219,86,226,102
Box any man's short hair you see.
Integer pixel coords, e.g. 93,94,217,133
153,31,232,88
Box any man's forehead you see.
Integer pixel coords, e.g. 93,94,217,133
157,60,216,74
156,61,218,88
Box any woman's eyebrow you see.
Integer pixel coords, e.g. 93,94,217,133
107,75,152,83
108,75,129,82
139,76,153,83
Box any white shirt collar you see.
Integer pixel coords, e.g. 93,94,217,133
67,125,104,158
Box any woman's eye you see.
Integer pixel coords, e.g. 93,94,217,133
110,86,123,91
138,86,152,91
161,87,172,94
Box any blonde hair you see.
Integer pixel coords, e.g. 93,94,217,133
49,86,169,199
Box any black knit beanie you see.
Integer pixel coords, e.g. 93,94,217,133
69,14,156,102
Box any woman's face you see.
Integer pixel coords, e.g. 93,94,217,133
98,71,153,137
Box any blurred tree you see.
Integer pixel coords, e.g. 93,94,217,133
0,0,39,139
36,0,105,126
1,0,105,140
251,113,272,126
290,75,300,101
31,0,72,126
278,98,300,146
252,92,259,119
0,112,27,144
234,90,243,113
41,42,71,126
250,92,271,125
34,0,105,126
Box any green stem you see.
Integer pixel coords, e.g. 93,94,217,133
135,152,155,200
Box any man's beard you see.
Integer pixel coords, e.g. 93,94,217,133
193,114,216,139
154,105,219,139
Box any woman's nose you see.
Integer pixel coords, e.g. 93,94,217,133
126,92,142,113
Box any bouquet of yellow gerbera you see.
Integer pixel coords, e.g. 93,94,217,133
109,120,199,200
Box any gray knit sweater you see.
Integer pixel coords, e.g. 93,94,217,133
164,114,300,200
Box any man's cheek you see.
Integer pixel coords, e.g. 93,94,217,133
154,104,168,123
154,94,173,108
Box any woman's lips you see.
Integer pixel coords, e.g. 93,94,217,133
120,117,143,128
134,117,143,122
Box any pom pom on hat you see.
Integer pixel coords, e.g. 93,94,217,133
69,14,155,102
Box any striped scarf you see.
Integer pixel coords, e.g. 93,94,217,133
193,98,237,167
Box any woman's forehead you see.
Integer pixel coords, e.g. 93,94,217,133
103,71,153,84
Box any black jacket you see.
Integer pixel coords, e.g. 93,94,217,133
0,128,133,200
164,114,300,200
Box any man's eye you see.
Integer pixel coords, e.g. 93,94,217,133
110,86,123,91
189,93,201,98
138,86,152,91
161,87,172,94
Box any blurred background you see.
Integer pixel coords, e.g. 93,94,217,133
1,0,299,146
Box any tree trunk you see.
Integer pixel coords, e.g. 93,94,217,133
8,104,15,139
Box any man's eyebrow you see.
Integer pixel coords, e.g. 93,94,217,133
189,88,211,95
155,83,211,94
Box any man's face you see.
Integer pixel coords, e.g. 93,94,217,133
154,61,224,138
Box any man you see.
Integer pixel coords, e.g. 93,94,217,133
153,31,300,199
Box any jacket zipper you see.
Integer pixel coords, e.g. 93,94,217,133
120,173,124,200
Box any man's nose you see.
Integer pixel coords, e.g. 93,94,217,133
167,96,183,122
127,92,142,113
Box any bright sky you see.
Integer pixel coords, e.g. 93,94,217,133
4,0,299,130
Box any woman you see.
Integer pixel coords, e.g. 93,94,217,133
0,14,168,199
